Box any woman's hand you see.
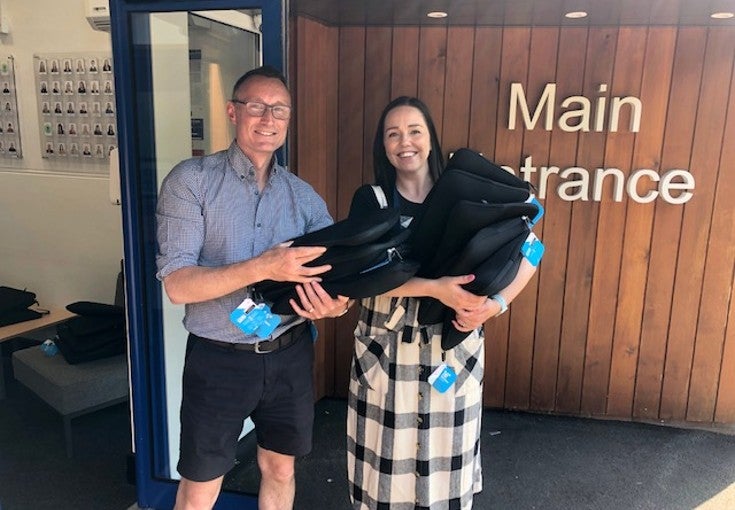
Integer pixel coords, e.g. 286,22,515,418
432,274,487,312
452,297,500,332
290,281,351,319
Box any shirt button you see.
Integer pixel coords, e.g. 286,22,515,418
256,223,261,228
418,392,423,399
417,417,423,424
254,190,259,195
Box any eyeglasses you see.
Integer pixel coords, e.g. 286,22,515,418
231,99,291,120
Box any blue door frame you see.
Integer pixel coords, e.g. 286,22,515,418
109,1,284,508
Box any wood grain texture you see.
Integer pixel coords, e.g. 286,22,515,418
661,27,734,422
293,18,735,424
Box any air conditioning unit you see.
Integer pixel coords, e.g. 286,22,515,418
85,0,110,32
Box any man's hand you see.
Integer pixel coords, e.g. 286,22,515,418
290,282,350,319
258,243,331,283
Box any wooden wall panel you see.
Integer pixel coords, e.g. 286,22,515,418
391,27,420,99
685,28,735,422
362,27,393,185
336,27,367,221
332,27,367,398
529,27,586,412
441,27,475,152
468,28,502,157
633,27,705,421
568,28,617,414
293,18,735,425
553,26,596,415
714,64,735,424
293,17,339,399
661,27,734,422
417,27,448,139
580,28,635,416
581,28,640,416
607,28,676,419
556,26,615,414
486,27,530,407
504,27,557,410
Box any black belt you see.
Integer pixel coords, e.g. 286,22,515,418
194,322,308,354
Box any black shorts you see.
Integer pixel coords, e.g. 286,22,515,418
177,324,315,482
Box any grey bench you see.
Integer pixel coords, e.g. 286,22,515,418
12,346,128,457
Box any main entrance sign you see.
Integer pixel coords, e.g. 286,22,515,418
504,83,695,204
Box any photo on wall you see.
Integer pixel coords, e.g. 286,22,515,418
34,52,117,169
0,55,23,159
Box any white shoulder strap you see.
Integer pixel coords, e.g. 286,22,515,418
372,185,388,209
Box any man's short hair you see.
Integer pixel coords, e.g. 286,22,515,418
232,65,288,98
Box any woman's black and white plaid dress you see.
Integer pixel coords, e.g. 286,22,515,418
347,293,485,510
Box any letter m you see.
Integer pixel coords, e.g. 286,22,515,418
508,82,555,131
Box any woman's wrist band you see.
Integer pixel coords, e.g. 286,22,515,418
335,299,353,318
490,294,508,317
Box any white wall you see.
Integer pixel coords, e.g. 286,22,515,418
0,0,123,307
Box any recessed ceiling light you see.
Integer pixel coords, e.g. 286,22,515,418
565,11,588,19
427,11,448,19
711,11,734,19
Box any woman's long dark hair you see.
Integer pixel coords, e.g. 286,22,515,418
372,96,444,203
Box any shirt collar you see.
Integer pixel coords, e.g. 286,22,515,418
227,140,283,184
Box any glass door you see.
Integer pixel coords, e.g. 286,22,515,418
110,1,283,508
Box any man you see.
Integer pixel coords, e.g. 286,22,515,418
155,65,350,510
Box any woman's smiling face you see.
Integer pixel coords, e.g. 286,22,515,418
383,105,431,177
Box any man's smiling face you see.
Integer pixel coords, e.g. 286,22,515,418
228,75,291,163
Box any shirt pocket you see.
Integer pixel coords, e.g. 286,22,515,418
351,332,394,395
447,329,485,397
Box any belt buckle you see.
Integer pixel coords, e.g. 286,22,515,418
254,340,269,354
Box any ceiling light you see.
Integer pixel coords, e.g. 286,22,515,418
710,11,734,19
565,11,588,19
427,11,448,19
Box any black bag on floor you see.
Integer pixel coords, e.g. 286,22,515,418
55,301,126,364
0,286,46,327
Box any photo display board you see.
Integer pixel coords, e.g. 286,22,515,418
0,55,23,159
34,53,117,165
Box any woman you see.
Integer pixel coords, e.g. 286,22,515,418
346,96,538,509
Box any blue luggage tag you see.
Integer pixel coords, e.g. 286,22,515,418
254,310,281,339
230,298,277,336
525,195,545,227
428,362,457,393
521,232,545,266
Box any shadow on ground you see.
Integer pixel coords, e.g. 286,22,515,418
224,398,735,510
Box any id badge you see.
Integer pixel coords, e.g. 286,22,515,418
254,310,281,338
521,232,545,266
230,298,281,338
230,298,259,334
428,362,457,393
